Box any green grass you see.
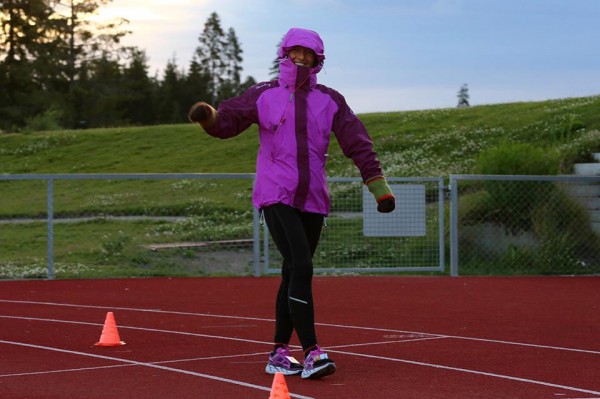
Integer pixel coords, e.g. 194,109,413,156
1,95,600,278
0,179,254,217
0,124,259,175
2,96,599,178
0,214,255,279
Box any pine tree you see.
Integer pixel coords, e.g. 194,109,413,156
221,27,242,98
183,56,210,117
240,76,257,91
121,47,155,125
0,0,56,129
51,0,130,126
195,12,227,105
82,53,123,126
0,0,134,129
194,12,254,105
157,57,184,123
457,83,470,108
269,36,284,79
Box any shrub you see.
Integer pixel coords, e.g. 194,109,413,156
474,141,559,233
23,107,63,133
475,141,559,175
557,130,600,173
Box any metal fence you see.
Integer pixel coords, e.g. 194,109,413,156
261,177,446,274
449,174,600,276
3,173,599,279
0,174,445,279
0,174,259,279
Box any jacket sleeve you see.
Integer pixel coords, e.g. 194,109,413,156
204,83,268,139
330,91,384,182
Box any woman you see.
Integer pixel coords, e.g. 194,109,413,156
188,27,395,379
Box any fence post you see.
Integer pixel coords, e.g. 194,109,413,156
438,177,446,271
252,206,261,277
263,223,270,274
47,178,55,280
449,175,459,276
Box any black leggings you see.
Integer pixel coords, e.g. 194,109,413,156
262,203,324,351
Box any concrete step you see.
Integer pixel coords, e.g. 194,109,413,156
574,163,600,176
579,197,600,210
563,183,600,198
591,210,600,222
564,161,600,232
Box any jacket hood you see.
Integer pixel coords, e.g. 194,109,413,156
278,28,325,71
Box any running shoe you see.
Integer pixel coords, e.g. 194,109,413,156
265,345,304,376
301,345,336,379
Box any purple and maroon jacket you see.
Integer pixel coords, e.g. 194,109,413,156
205,28,383,215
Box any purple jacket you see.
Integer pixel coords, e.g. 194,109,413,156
205,28,383,215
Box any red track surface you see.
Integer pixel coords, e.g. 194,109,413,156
1,276,599,398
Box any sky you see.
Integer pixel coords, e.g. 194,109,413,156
95,0,600,114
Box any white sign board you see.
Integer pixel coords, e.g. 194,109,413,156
362,184,426,237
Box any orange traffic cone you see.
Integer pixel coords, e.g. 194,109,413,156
94,312,125,347
269,372,290,399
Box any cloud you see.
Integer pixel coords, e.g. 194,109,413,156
94,0,213,73
88,0,600,113
97,0,203,28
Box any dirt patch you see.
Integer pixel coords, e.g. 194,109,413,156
192,249,256,275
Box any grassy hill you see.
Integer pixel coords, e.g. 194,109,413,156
1,95,599,278
2,95,599,177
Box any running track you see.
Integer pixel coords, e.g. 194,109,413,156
0,276,599,398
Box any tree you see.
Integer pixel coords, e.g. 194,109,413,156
80,53,123,127
269,36,284,79
195,12,227,105
51,0,130,126
1,6,255,130
0,0,134,130
194,12,253,105
240,75,257,91
218,27,243,99
457,83,470,108
156,57,185,123
51,0,129,82
120,47,155,125
182,56,210,119
0,0,57,130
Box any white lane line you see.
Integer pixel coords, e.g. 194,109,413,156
1,299,598,356
0,299,274,322
1,364,131,378
317,321,600,356
328,336,448,349
326,348,600,397
0,351,267,379
0,315,273,346
0,340,315,399
2,315,598,396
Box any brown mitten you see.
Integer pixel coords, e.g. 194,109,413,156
188,102,217,129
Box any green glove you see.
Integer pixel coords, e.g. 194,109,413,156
366,176,395,213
